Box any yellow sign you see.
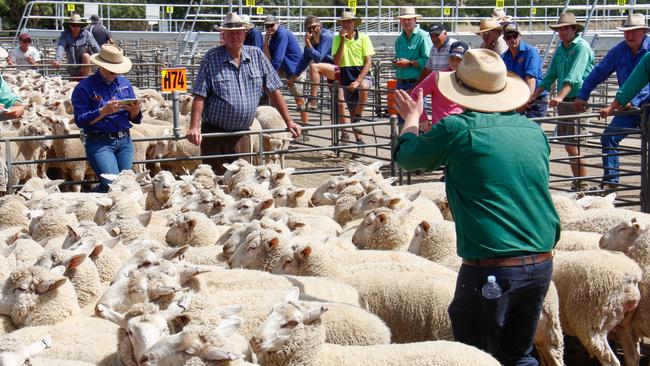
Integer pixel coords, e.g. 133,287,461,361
495,0,505,8
166,6,174,14
443,7,451,16
617,0,626,5
256,7,264,15
161,68,187,93
348,0,357,13
531,7,537,15
245,0,255,6
66,3,75,12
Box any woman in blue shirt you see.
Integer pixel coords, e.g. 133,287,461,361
71,44,142,192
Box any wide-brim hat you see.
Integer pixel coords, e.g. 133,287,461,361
436,49,530,113
90,44,132,74
617,13,649,31
397,6,421,19
338,11,363,26
476,18,503,34
549,12,584,32
491,8,513,24
217,12,254,31
64,14,86,26
0,47,7,59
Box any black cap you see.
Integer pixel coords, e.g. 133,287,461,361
429,23,447,34
264,15,277,25
502,21,520,35
449,41,470,59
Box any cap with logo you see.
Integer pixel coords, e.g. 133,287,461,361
429,23,447,35
449,41,470,59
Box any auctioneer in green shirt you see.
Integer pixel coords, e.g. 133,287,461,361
539,35,595,98
394,111,561,260
616,52,650,106
394,26,432,81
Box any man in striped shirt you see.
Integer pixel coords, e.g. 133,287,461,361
187,12,301,175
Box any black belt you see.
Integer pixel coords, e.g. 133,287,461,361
462,251,554,267
86,130,130,139
563,97,576,102
397,79,418,84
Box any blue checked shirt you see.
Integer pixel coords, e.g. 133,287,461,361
578,36,650,107
72,71,141,133
193,45,282,131
501,41,547,98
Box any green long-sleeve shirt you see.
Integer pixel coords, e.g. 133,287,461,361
616,52,650,106
540,35,595,98
0,78,21,108
394,27,433,80
394,111,560,260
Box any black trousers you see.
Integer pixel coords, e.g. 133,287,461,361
448,259,553,366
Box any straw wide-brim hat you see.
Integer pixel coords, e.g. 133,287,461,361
436,49,530,113
338,11,363,26
617,13,649,31
549,13,584,32
0,47,7,59
491,8,513,24
397,6,421,19
476,18,503,34
64,14,86,26
90,44,132,74
217,12,254,31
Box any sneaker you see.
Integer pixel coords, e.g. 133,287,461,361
297,100,318,112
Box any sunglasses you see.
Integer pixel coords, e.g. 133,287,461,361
222,22,244,28
265,23,275,28
20,39,32,43
504,33,519,40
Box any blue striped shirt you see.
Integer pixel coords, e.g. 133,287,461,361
71,71,141,133
193,45,282,131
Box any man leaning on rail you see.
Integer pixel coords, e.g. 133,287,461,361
52,14,100,78
186,12,301,175
393,48,559,366
575,13,650,192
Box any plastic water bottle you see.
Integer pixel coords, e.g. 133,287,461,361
481,275,502,299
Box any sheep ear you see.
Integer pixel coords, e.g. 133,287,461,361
283,287,300,303
218,305,244,319
89,244,104,259
202,347,240,361
141,185,153,194
368,161,382,171
267,237,280,249
136,211,153,227
604,192,616,204
37,276,67,294
50,265,66,277
299,246,312,259
187,219,197,230
395,206,413,220
292,189,306,199
163,245,189,260
576,195,596,209
101,173,119,182
302,305,328,324
223,163,239,172
274,172,286,181
24,209,44,220
102,236,121,249
323,192,339,201
420,220,431,233
179,175,193,182
65,203,80,215
168,314,192,333
260,181,270,190
44,179,65,189
96,304,127,328
67,253,87,270
240,187,253,198
407,191,421,202
214,317,243,339
284,168,295,175
111,227,121,236
387,197,401,209
260,198,274,211
93,197,113,207
377,212,389,224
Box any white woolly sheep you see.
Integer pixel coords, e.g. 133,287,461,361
166,211,229,247
352,207,414,250
563,208,650,234
255,106,294,167
145,171,176,210
0,334,51,366
555,230,601,251
211,198,274,225
94,191,145,225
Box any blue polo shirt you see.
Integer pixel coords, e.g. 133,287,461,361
578,35,650,106
245,27,264,49
71,71,141,134
294,28,334,76
267,26,303,76
501,41,546,98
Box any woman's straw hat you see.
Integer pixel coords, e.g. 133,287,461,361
89,44,132,74
436,49,530,113
549,13,584,32
338,11,363,27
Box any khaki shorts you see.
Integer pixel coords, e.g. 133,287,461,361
556,102,589,144
278,70,305,98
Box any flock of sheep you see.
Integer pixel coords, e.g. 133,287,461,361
0,71,649,366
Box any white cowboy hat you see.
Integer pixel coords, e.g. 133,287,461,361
617,13,649,31
397,7,421,19
217,12,254,31
90,44,132,74
436,49,530,113
338,11,363,26
476,18,503,34
491,8,513,24
64,14,86,26
0,47,7,60
549,13,584,32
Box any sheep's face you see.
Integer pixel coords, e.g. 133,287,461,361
228,232,263,269
127,312,171,361
350,190,388,219
255,166,272,184
311,176,346,206
408,221,430,255
5,266,68,324
152,171,175,202
165,214,199,246
211,198,272,225
181,190,214,215
271,187,289,207
143,262,183,298
599,218,647,252
272,252,297,275
218,222,254,258
352,211,385,248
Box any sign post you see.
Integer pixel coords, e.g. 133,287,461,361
161,68,187,139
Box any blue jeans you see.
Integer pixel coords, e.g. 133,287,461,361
526,95,548,120
601,114,641,184
396,80,417,125
84,134,134,192
448,259,553,366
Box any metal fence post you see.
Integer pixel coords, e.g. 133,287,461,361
258,131,264,165
172,91,181,139
389,115,397,178
5,139,12,194
331,81,340,156
641,104,650,212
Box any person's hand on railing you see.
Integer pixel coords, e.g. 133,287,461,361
348,79,361,92
186,127,202,146
548,96,563,108
287,75,298,88
286,120,302,138
572,98,588,113
51,60,61,68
